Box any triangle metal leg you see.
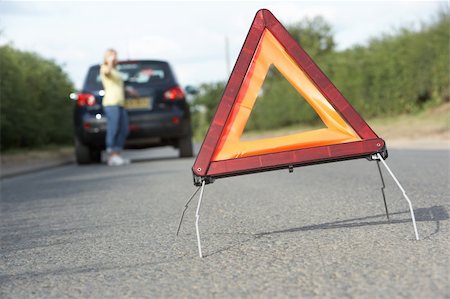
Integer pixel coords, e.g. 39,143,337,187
175,180,206,258
376,160,390,221
195,180,206,258
176,186,202,236
374,153,419,240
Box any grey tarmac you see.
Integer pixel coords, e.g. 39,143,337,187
1,148,449,298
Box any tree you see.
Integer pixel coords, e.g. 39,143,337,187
286,16,336,60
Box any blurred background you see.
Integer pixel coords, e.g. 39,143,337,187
0,1,448,169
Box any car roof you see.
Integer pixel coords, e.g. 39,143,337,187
89,60,170,68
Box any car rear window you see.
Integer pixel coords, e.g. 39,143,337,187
84,61,172,90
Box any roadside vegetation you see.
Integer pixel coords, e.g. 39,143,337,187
0,8,448,153
191,9,449,141
0,45,74,151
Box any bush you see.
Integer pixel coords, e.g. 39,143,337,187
190,8,449,139
0,45,74,150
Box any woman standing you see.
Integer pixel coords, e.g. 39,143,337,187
100,49,130,166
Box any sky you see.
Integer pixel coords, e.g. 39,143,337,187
0,1,444,90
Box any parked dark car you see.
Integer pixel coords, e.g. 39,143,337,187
73,60,193,164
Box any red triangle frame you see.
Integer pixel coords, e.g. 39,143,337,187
192,9,386,185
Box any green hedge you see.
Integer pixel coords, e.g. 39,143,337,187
191,9,449,135
0,45,74,150
330,10,450,118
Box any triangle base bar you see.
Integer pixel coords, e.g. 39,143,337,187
194,138,386,186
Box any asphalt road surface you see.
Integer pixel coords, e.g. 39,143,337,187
1,147,449,298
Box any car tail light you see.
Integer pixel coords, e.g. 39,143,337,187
129,124,140,132
77,93,96,106
164,86,185,101
171,116,180,124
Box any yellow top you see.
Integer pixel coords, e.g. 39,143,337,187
100,65,125,106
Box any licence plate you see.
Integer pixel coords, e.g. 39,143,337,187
125,97,151,110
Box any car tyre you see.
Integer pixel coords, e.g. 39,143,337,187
90,149,102,164
75,138,96,165
178,135,193,158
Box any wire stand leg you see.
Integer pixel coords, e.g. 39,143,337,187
376,160,390,221
195,180,206,258
176,186,202,236
375,153,419,240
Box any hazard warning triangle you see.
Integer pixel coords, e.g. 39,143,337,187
193,9,386,185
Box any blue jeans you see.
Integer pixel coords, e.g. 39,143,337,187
104,106,129,153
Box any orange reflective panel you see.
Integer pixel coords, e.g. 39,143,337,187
212,30,361,161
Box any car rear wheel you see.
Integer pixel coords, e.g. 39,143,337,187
178,135,193,158
90,149,102,163
75,137,101,164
